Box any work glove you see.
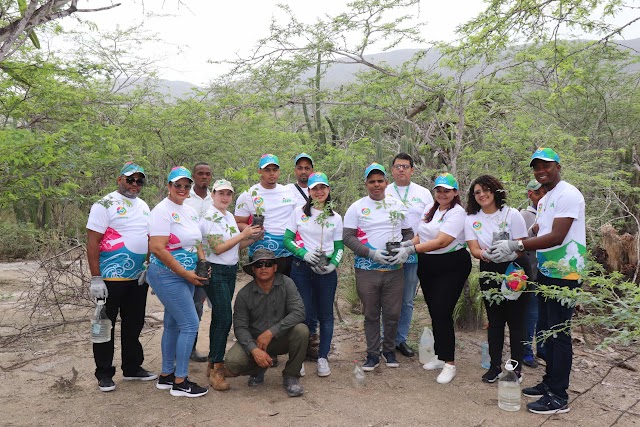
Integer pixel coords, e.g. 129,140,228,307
389,245,415,264
490,250,518,263
481,249,502,263
400,240,415,248
317,264,337,275
303,251,321,266
369,249,393,265
90,276,108,299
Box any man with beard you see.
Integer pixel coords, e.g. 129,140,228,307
285,153,314,207
87,162,157,392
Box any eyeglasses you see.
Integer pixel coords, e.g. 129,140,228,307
253,260,275,268
125,177,145,186
392,164,411,170
171,183,192,190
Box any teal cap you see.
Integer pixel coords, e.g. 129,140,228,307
294,153,314,166
120,162,146,178
308,172,329,189
259,154,280,169
434,173,458,190
364,163,387,180
526,180,542,190
167,166,192,183
530,147,560,166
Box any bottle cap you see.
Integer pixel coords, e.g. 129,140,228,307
505,359,518,371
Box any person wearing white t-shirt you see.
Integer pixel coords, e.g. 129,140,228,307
235,154,297,276
86,162,157,392
490,148,585,415
147,166,209,398
199,179,262,391
285,153,314,207
402,173,471,385
343,163,413,372
464,175,529,384
384,153,433,358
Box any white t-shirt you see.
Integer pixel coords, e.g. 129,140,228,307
417,203,467,254
344,195,409,270
465,207,527,249
235,183,297,257
386,182,433,264
199,206,241,265
285,183,310,207
86,191,150,280
184,188,212,219
535,181,586,280
286,206,344,257
149,198,202,270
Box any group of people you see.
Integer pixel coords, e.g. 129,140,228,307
86,147,585,415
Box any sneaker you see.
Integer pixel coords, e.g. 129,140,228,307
527,392,570,414
436,363,457,384
123,368,158,381
317,358,331,377
382,351,400,368
248,369,266,387
169,377,208,398
283,375,304,397
523,382,548,398
362,354,380,372
98,378,115,392
423,358,446,370
271,355,279,367
156,373,175,390
482,365,502,383
300,364,306,377
523,355,539,368
190,349,208,363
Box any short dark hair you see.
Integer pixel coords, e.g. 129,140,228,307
193,162,210,171
466,175,507,215
392,153,414,168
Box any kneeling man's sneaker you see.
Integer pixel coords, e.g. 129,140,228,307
169,377,208,398
283,375,304,397
248,369,266,387
527,392,570,414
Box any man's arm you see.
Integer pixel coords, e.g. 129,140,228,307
87,230,104,276
343,227,370,257
522,217,574,251
268,277,306,338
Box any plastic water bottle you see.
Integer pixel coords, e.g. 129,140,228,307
498,359,521,411
352,361,366,387
481,341,491,369
91,300,112,344
418,327,435,364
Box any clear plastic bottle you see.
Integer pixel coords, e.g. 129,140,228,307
352,361,366,387
481,341,491,369
498,359,521,411
91,300,112,344
418,327,435,364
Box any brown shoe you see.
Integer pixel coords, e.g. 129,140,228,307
210,363,230,391
206,362,214,377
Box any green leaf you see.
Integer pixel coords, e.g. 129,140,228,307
28,30,40,49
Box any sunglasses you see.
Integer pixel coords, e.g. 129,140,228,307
253,260,275,269
125,177,145,186
171,182,192,190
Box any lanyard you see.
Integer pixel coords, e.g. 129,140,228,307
393,183,409,205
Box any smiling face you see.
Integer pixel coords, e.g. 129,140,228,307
310,184,329,205
117,172,145,199
259,165,280,188
294,159,313,186
193,164,212,191
167,177,193,205
434,186,457,209
213,189,234,211
365,172,388,201
391,158,413,187
473,184,496,212
532,159,561,189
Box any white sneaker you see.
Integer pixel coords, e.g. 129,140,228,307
300,364,305,377
423,358,446,370
317,358,331,377
436,363,457,384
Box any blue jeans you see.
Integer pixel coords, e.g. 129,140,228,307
523,283,544,358
395,262,418,346
290,258,337,359
147,264,199,378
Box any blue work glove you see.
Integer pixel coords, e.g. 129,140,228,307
369,249,393,265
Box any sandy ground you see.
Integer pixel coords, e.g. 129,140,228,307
0,260,639,427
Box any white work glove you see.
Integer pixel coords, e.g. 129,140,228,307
369,249,393,265
481,249,501,263
490,250,518,263
303,251,321,266
389,245,415,264
489,240,520,257
138,261,148,286
90,276,108,299
400,240,415,248
317,263,337,275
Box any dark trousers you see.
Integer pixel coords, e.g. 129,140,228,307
203,263,237,363
192,285,207,349
417,250,471,362
93,279,149,380
479,260,529,370
537,272,579,400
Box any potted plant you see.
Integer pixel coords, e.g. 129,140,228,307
312,199,335,268
374,198,405,255
242,188,265,227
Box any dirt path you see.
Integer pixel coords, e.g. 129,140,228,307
0,261,638,426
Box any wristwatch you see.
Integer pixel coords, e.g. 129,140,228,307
516,240,525,252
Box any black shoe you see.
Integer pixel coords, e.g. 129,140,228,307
169,377,208,398
123,368,158,381
382,351,400,368
283,375,304,397
527,392,570,414
248,369,266,387
522,355,539,368
190,349,208,363
98,378,115,392
395,342,415,358
362,353,380,372
523,382,548,398
481,365,502,383
156,373,175,390
271,355,279,367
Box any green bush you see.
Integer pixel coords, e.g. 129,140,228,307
0,222,44,259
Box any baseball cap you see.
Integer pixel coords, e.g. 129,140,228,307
167,166,193,183
433,173,459,190
529,147,560,166
259,154,280,169
308,172,329,189
212,179,234,192
120,162,146,178
526,180,542,191
294,153,314,166
364,163,387,180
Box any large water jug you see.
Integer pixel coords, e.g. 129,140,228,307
418,327,435,364
91,300,112,344
498,359,521,411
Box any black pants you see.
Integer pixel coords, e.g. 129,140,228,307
93,279,149,380
479,260,530,371
417,249,471,362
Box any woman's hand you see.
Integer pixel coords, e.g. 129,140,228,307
241,224,262,240
183,270,208,286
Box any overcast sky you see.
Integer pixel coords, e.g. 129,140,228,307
61,1,640,86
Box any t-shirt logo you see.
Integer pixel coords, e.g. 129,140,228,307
361,208,371,216
171,212,181,222
473,221,482,231
253,197,264,207
116,206,127,216
301,214,310,222
411,197,422,202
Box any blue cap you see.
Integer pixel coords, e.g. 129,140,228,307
308,172,329,189
529,147,560,166
433,173,458,190
294,153,314,166
120,162,146,178
259,154,280,169
364,163,387,180
167,166,193,183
